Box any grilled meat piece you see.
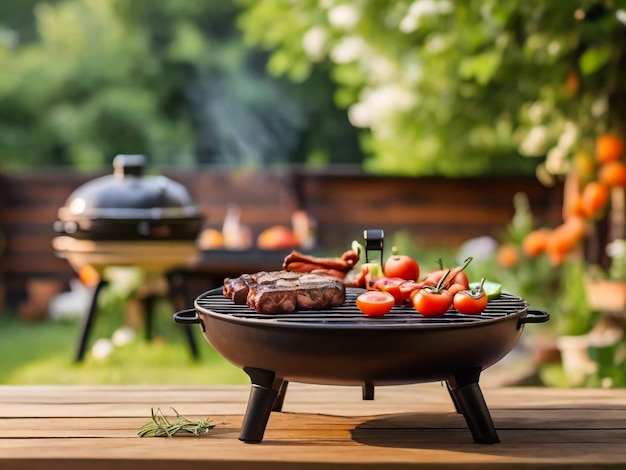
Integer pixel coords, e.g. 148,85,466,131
223,271,345,313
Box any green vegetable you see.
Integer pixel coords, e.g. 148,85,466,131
470,280,502,300
137,408,219,437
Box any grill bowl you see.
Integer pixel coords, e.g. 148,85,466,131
184,288,544,386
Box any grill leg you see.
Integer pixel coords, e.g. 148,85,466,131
447,370,500,444
143,295,155,342
446,381,462,414
362,382,375,400
74,279,108,363
240,367,281,443
167,271,200,361
272,380,289,412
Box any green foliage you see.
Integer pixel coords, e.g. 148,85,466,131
0,312,248,385
0,0,362,170
237,0,626,176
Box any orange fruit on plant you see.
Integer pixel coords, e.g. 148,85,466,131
580,181,609,219
564,215,586,241
564,193,588,218
595,134,625,164
598,161,626,187
565,70,579,95
497,243,519,269
522,228,552,257
545,222,583,266
573,150,596,186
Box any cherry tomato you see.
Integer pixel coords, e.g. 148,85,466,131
446,282,466,296
423,269,446,287
422,257,472,289
356,290,395,317
595,133,625,164
580,181,609,219
453,281,488,315
411,288,453,316
373,277,406,305
398,280,424,303
384,253,419,281
451,271,469,289
598,161,626,187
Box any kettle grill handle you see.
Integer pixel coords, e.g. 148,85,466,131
518,309,550,328
173,308,205,332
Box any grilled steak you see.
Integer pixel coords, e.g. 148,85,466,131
223,271,345,313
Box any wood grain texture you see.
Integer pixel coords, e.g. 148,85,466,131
1,384,625,469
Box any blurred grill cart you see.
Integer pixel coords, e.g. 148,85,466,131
52,155,203,362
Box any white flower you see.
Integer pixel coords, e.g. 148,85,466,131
348,85,417,128
330,35,366,63
302,27,328,61
520,126,548,156
112,327,137,347
91,338,114,360
400,0,454,33
545,146,569,175
327,4,360,30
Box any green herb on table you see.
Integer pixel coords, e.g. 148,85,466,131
137,407,218,437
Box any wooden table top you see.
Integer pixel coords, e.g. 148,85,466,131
1,383,625,469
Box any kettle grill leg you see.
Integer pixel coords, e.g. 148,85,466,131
240,367,284,443
447,370,500,444
74,279,108,362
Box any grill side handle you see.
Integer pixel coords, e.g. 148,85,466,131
173,308,205,332
517,309,550,329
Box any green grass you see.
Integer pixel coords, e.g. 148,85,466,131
0,302,249,385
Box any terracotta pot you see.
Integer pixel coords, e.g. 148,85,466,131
584,278,626,312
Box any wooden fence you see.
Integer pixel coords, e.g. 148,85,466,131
0,167,564,311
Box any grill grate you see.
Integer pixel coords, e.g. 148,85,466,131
195,288,529,329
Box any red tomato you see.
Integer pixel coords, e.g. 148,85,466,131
451,271,469,289
446,283,466,296
411,288,453,316
422,269,446,287
398,280,424,303
356,290,395,317
422,258,472,289
384,254,419,281
372,277,406,305
453,289,488,315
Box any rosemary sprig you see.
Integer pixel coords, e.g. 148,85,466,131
137,407,218,437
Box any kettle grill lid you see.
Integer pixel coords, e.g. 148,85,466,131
58,154,202,221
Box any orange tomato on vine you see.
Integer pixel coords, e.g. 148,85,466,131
595,133,625,164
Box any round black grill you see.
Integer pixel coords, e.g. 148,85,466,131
194,287,529,329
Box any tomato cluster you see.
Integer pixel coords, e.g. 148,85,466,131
355,254,491,317
515,133,625,267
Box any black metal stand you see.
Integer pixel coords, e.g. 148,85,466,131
240,367,285,443
74,279,109,362
73,278,198,363
237,367,499,444
446,369,500,444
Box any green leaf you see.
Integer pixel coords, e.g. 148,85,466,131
579,46,612,75
458,50,501,85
